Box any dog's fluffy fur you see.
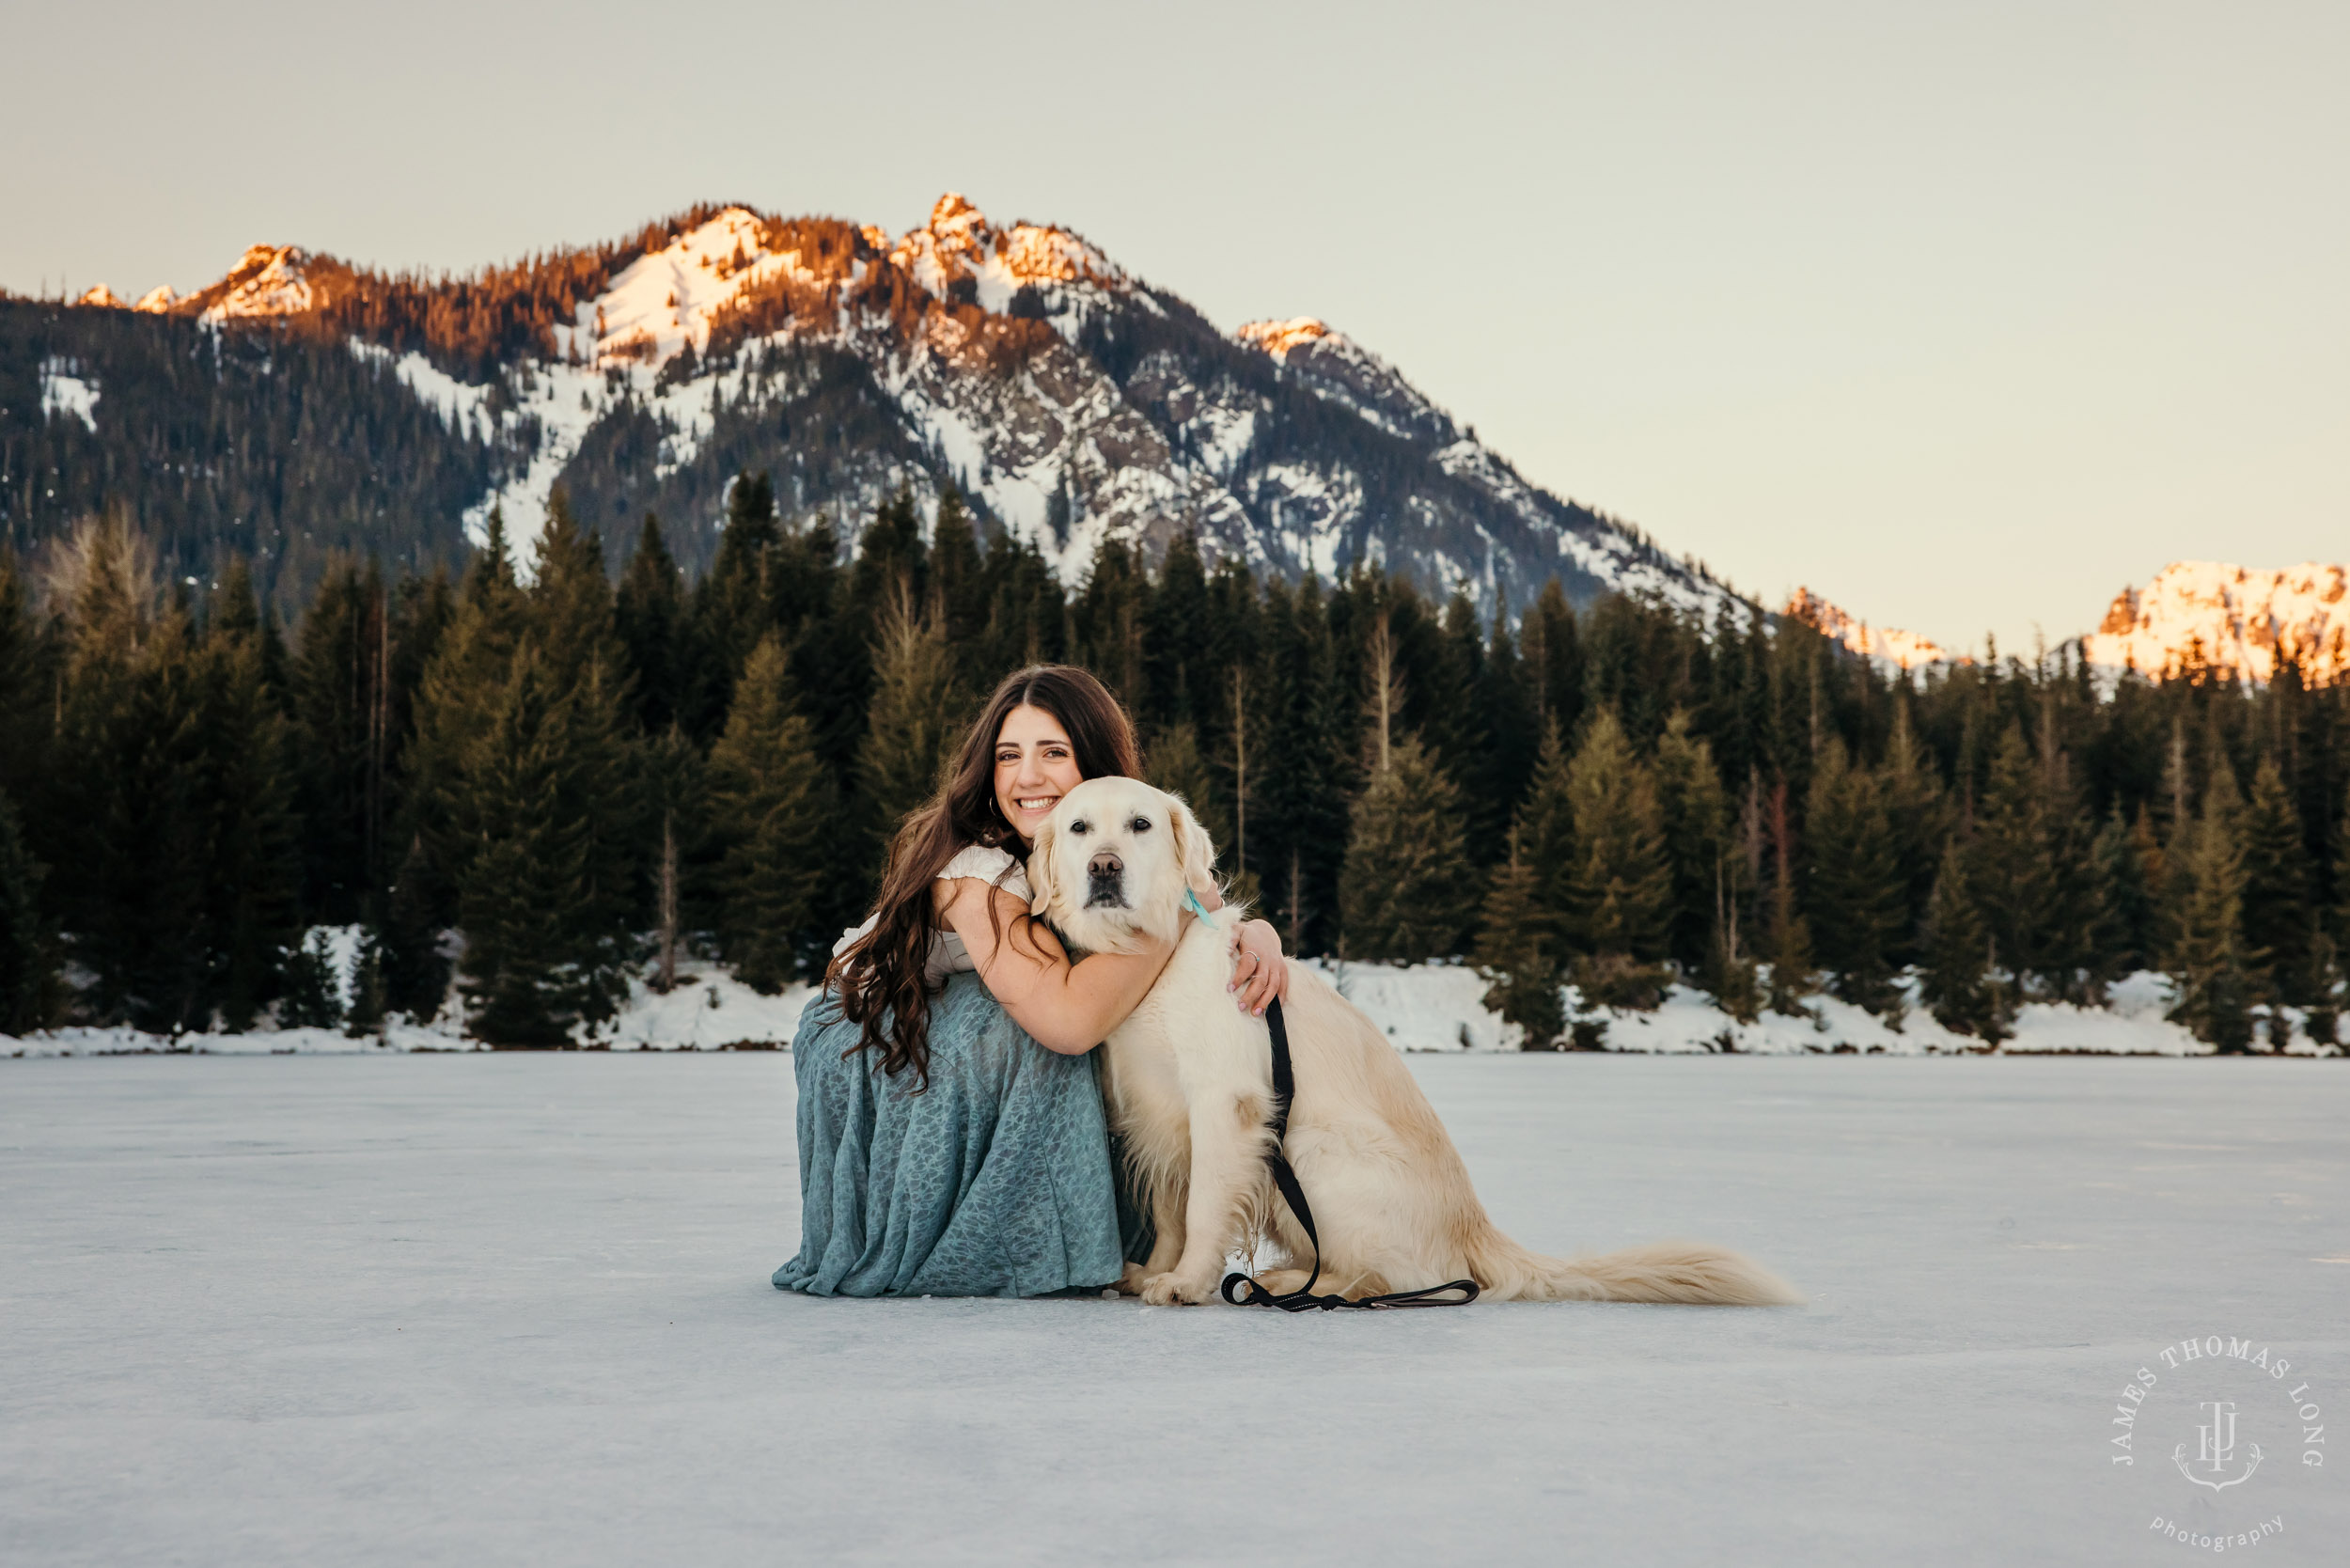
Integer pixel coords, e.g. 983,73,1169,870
1028,776,1802,1308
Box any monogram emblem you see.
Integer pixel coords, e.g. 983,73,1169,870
2172,1399,2264,1491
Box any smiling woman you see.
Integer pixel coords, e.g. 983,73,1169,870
775,664,1291,1299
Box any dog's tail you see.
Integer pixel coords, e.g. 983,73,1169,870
1465,1229,1803,1306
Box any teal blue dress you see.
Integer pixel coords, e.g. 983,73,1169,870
775,972,1136,1298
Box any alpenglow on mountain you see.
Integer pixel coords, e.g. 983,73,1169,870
6,194,1741,618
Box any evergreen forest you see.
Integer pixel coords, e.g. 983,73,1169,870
1,475,2344,1054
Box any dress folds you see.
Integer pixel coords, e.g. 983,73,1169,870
775,973,1130,1298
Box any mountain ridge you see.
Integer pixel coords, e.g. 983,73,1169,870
26,194,1743,621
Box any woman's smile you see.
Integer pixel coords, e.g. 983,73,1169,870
994,704,1084,842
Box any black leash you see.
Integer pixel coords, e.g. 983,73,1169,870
1219,996,1479,1311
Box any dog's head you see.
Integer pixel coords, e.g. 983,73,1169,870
1025,777,1218,955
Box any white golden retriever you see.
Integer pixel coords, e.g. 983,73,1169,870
1028,776,1802,1309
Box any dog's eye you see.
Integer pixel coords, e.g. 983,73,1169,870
1130,816,1151,833
1069,820,1089,837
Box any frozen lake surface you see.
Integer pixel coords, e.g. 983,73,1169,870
5,1054,2343,1566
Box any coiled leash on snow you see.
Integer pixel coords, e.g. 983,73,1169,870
1218,996,1479,1311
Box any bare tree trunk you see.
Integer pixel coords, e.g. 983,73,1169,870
1286,846,1304,954
1230,666,1248,873
367,586,387,888
1367,612,1399,775
655,811,680,994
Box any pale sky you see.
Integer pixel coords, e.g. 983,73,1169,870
6,0,2342,651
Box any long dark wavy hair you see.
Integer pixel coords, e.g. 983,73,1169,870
827,665,1143,1089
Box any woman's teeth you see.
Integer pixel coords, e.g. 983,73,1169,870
1016,798,1056,811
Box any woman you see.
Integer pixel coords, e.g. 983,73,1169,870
775,665,1290,1298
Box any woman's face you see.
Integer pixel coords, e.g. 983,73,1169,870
994,703,1084,846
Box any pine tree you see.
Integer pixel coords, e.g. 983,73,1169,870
1880,697,1948,961
1762,778,1817,1015
277,929,344,1029
51,516,212,1031
615,513,695,736
1514,718,1576,944
1256,576,1353,954
855,592,969,868
1653,711,1733,973
1920,839,2009,1043
1803,742,1905,1016
2034,722,2110,1004
930,487,989,648
709,635,836,993
290,559,387,923
0,787,53,1034
343,924,387,1038
1562,708,1672,1006
1473,604,1539,842
194,559,303,1032
1475,829,1564,1049
2166,798,2256,1053
451,649,637,1045
1520,577,1583,738
1144,721,1234,882
406,509,527,912
1971,724,2057,988
1338,736,1478,962
641,725,706,996
2099,809,2157,975
1706,858,1762,1025
381,833,449,1021
1140,530,1213,729
690,472,780,735
2238,759,2307,1005
0,548,51,811
2303,926,2342,1052
529,487,627,688
2316,783,2350,1051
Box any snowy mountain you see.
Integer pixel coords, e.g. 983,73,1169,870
1782,588,1953,671
29,195,1745,619
2080,560,2350,684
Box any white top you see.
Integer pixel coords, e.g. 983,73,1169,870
831,844,1034,988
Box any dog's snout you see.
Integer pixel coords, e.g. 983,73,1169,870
1083,847,1128,909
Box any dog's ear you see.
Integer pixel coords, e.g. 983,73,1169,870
1025,817,1057,917
1169,793,1218,899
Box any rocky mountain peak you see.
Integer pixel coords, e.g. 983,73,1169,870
33,194,1749,623
2081,561,2350,683
1233,317,1331,359
1784,588,1953,671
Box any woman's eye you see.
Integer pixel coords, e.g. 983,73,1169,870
1131,817,1152,832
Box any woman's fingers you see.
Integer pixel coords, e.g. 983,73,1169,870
1229,949,1258,1010
1236,954,1278,1014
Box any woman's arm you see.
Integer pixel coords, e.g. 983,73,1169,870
935,880,1175,1054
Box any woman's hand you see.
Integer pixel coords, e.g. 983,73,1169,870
1227,917,1291,1015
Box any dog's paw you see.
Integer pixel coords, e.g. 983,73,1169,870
1114,1262,1150,1297
1139,1271,1214,1306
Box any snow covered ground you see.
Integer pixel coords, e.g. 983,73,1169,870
4,1054,2342,1565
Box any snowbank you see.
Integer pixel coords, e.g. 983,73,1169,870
595,964,816,1051
7,955,2334,1059
3,959,815,1058
1305,960,2338,1058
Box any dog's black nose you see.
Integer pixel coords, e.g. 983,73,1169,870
1089,850,1122,878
